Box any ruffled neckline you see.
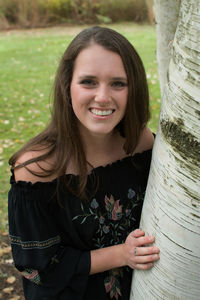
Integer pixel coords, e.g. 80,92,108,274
10,148,152,187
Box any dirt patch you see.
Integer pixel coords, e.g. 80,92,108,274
0,233,24,300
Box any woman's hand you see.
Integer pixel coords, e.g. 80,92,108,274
122,229,160,270
90,229,159,274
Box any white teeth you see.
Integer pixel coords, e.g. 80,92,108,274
90,109,113,116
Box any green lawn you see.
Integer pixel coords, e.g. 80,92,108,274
0,23,161,232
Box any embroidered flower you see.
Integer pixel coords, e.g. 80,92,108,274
104,271,122,300
99,216,105,224
21,269,41,285
112,199,122,221
105,195,122,221
125,209,131,217
105,276,115,293
105,195,115,211
127,188,136,199
103,225,110,234
91,198,99,209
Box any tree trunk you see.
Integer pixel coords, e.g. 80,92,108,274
130,0,200,299
154,0,180,95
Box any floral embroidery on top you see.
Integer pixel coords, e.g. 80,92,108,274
21,268,41,285
105,195,122,221
104,268,123,300
72,188,144,299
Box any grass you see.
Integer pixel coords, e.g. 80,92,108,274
0,23,161,232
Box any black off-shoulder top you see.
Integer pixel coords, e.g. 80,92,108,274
8,149,152,300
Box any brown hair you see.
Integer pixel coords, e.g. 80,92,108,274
9,26,150,200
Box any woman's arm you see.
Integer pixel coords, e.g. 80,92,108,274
90,229,160,274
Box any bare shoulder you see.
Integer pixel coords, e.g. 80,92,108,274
141,127,154,149
135,127,154,154
14,150,55,183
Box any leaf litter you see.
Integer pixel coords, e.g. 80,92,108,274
0,233,24,300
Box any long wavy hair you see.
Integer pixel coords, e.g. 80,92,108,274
9,26,150,200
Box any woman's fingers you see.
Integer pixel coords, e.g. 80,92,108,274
131,229,145,238
124,229,160,270
134,253,159,264
134,235,155,247
135,246,160,256
132,245,160,268
134,262,154,270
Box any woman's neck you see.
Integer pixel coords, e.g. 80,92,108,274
80,130,127,169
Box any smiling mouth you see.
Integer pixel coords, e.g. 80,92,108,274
90,108,114,116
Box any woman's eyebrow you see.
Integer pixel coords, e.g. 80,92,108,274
111,77,127,81
78,75,97,79
78,75,127,81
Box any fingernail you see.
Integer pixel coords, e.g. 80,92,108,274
153,247,159,252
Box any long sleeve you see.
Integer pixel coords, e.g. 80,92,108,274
8,176,91,300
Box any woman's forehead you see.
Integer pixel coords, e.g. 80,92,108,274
72,44,126,77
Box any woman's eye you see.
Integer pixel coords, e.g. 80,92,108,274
112,81,127,88
80,79,96,86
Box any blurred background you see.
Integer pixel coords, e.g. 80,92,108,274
0,0,154,29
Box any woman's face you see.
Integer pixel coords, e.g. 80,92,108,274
70,43,128,138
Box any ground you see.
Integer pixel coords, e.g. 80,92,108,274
0,233,24,300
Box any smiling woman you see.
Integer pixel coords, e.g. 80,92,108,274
8,26,159,300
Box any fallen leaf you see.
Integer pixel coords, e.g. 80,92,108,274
5,258,13,264
18,117,25,121
2,231,8,236
7,276,16,284
3,287,14,294
10,296,20,300
0,246,11,256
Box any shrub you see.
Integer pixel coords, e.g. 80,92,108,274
39,0,72,22
70,0,101,23
0,0,149,29
0,0,47,28
100,0,147,22
0,0,72,28
0,12,10,30
70,0,147,24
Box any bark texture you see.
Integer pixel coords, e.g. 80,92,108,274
130,0,200,299
155,0,180,95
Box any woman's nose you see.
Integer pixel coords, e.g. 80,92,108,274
95,85,111,103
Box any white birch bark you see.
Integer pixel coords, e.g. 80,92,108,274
155,0,180,95
130,0,200,299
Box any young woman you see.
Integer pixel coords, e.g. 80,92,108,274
8,26,160,300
